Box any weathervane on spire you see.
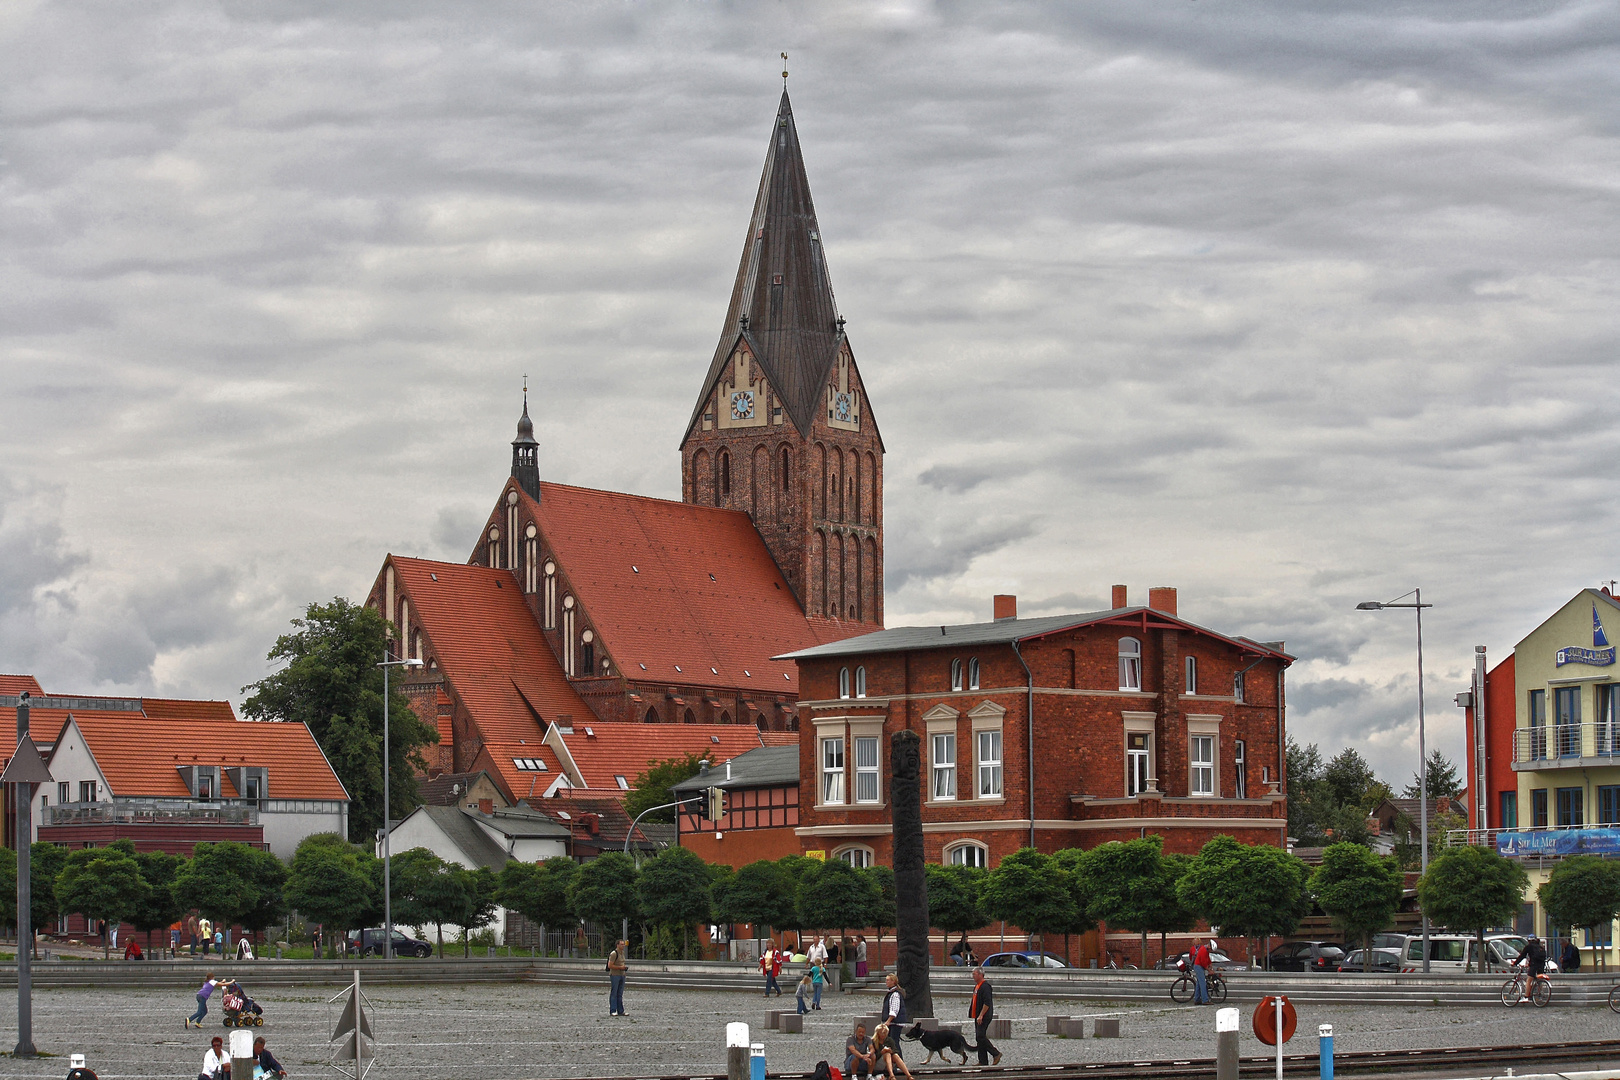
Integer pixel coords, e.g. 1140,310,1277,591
781,52,788,88
522,374,528,410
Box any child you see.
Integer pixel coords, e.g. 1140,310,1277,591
795,972,812,1015
809,958,826,1010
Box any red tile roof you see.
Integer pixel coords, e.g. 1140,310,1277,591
0,674,45,696
388,557,593,802
47,712,346,801
758,731,799,747
139,698,237,722
549,721,764,791
519,482,858,695
523,792,654,848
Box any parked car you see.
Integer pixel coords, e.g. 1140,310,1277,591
979,951,1069,968
347,928,433,958
1153,949,1246,970
1398,933,1556,974
1337,948,1403,973
1266,941,1347,972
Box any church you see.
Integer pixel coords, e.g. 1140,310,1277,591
365,91,884,805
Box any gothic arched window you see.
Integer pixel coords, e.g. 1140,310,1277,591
544,561,557,629
781,446,791,491
719,450,731,500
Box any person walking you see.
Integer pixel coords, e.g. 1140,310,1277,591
760,945,783,996
186,973,219,1029
1191,940,1212,1005
1561,938,1581,973
856,935,869,978
810,957,826,1010
970,965,1001,1066
607,938,628,1016
795,972,812,1015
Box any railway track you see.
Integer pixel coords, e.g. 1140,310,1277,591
561,1038,1620,1080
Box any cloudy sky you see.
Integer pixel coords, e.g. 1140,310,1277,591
4,1,1618,788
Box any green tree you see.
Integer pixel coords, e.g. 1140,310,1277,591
714,859,794,950
774,854,819,939
1067,836,1197,966
924,863,985,965
623,753,707,825
174,841,283,943
455,866,501,957
242,598,439,843
979,847,1078,950
497,857,579,951
1178,835,1309,961
635,847,713,958
285,833,379,940
1538,855,1620,956
568,852,640,947
1287,738,1388,847
391,848,467,957
1310,842,1403,969
130,850,185,951
864,865,898,970
1402,749,1466,803
1417,844,1529,972
56,842,149,958
796,858,882,948
29,842,67,955
239,847,290,942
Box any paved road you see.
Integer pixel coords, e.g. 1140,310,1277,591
0,981,1613,1079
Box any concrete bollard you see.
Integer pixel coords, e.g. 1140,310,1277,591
1093,1018,1120,1039
750,1043,766,1080
1058,1019,1085,1039
779,1014,804,1034
726,1023,749,1080
229,1028,255,1080
1045,1016,1067,1035
1216,1007,1239,1080
917,1017,940,1031
987,1019,1012,1040
1319,1024,1333,1080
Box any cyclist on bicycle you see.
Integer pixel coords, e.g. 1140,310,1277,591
1514,935,1548,1001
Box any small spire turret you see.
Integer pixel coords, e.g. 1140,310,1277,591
511,378,540,500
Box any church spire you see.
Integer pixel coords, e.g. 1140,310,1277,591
686,90,843,439
511,381,539,500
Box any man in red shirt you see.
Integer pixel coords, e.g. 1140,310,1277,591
1192,940,1213,1005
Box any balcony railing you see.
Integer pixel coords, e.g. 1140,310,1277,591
1511,723,1620,764
41,800,258,827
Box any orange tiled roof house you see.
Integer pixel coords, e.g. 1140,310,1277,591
1,678,348,859
363,92,880,806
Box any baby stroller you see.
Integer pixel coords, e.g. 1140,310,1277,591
221,982,264,1028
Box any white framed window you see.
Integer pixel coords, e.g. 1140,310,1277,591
488,525,501,568
968,657,980,690
524,524,538,593
835,845,873,868
821,736,846,804
951,658,964,691
80,780,97,803
1234,739,1247,799
854,735,881,803
1190,734,1215,796
932,732,957,800
1184,656,1197,694
855,666,867,698
544,561,557,628
1119,638,1142,691
1127,731,1151,796
1233,671,1246,703
839,667,851,699
563,596,576,675
977,730,1003,798
945,842,988,868
615,775,629,790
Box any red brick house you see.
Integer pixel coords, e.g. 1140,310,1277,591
783,588,1291,871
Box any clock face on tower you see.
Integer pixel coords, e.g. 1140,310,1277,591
730,391,755,420
834,392,854,423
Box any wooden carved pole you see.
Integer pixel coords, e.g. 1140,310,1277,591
890,729,933,1018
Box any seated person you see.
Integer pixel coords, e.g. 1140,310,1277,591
253,1037,285,1079
200,1036,230,1080
845,1023,875,1078
124,939,143,960
871,1025,912,1080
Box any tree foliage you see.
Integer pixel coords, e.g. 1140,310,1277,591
1287,738,1392,847
29,842,67,933
925,863,984,963
242,597,439,842
568,851,641,932
1417,843,1528,970
455,866,500,957
979,847,1078,941
797,857,882,934
635,847,713,958
174,841,286,937
623,753,708,825
130,849,185,942
714,859,795,937
1538,855,1620,939
56,841,149,958
390,847,468,957
497,857,579,941
1310,842,1403,965
1178,834,1309,941
285,833,379,936
1067,836,1197,964
1402,749,1466,803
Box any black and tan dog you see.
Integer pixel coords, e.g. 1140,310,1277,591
900,1023,978,1065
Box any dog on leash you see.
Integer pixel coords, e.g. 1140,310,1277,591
900,1022,978,1065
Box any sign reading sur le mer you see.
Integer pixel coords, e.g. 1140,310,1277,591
1556,606,1615,668
1498,828,1620,858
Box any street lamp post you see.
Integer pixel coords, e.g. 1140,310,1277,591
378,655,423,960
1357,589,1433,973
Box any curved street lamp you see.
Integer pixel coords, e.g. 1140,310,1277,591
1357,589,1433,973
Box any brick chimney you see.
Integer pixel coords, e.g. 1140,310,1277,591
993,594,1017,621
1148,587,1178,616
1111,584,1128,609
477,798,494,815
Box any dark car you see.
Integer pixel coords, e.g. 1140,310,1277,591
348,928,433,958
979,951,1069,969
1267,940,1347,972
1337,948,1402,974
1153,949,1244,970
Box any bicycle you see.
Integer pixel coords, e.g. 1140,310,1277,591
1169,960,1227,1004
1606,982,1620,1014
1500,969,1552,1007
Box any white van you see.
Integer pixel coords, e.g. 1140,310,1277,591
1398,933,1558,974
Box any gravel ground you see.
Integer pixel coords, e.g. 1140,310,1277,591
0,982,1609,1080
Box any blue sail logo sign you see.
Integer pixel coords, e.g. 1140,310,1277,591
1556,606,1615,668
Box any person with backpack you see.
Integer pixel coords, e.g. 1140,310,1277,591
1561,938,1581,973
607,938,628,1016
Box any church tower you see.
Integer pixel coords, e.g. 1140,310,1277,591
681,92,884,627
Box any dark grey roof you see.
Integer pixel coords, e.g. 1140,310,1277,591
407,805,510,870
774,607,1294,663
685,91,863,442
671,744,799,792
476,803,574,841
